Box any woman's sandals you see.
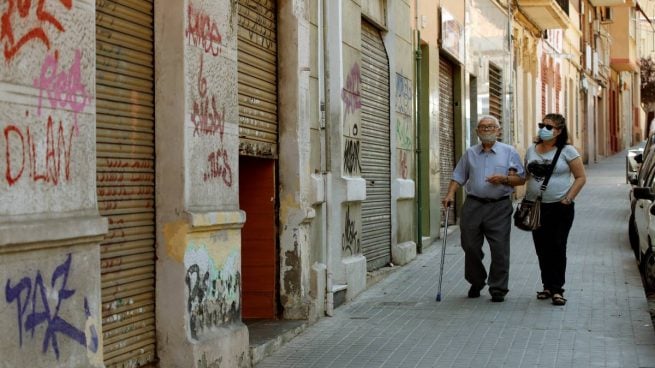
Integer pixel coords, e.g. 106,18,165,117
551,293,567,306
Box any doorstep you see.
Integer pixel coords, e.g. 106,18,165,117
246,319,310,366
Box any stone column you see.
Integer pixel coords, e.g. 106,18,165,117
155,0,248,366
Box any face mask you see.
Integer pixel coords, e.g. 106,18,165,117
538,127,554,141
478,133,497,143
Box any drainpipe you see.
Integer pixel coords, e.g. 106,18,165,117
318,0,334,317
508,0,515,143
414,1,423,253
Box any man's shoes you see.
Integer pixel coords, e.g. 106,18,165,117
490,291,505,302
468,285,484,298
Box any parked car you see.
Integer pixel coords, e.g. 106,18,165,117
631,184,655,290
626,147,643,184
629,137,655,290
628,136,655,260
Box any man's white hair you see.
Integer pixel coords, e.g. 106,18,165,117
477,115,500,127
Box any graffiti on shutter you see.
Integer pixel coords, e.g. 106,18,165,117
96,0,157,366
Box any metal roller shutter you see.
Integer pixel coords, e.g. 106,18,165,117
360,21,391,271
96,0,157,366
439,58,456,225
489,63,503,128
238,0,277,158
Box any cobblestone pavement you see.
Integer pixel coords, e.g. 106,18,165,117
256,152,655,368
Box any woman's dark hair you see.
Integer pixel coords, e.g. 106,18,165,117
535,113,569,148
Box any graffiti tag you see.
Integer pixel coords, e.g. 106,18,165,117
4,115,75,186
341,64,361,118
399,149,409,179
204,148,233,186
185,263,240,339
342,205,360,256
1,0,73,61
395,74,412,116
343,138,361,176
191,54,225,139
34,50,91,134
5,254,98,359
186,4,223,56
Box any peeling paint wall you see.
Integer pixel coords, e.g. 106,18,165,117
278,0,315,319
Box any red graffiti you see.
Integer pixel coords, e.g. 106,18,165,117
97,187,154,197
191,54,225,138
33,50,90,135
399,150,408,179
204,148,232,186
4,116,74,186
1,0,72,61
185,4,222,56
103,159,153,169
341,64,361,116
96,173,154,183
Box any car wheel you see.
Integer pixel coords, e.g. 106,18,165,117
642,251,655,291
629,214,639,259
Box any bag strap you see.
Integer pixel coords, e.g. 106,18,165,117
539,145,564,194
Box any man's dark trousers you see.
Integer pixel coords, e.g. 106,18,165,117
460,196,513,296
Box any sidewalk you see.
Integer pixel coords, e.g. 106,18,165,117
256,152,655,368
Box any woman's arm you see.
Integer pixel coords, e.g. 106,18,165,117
562,156,586,204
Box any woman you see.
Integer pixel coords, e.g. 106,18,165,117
524,113,586,306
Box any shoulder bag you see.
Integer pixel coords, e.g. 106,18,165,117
513,145,563,231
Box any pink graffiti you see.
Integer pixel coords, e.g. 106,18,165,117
204,148,232,186
186,4,223,56
33,50,90,135
1,0,72,61
4,115,75,186
341,63,361,116
191,54,225,139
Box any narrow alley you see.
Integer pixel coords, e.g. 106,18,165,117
256,152,655,368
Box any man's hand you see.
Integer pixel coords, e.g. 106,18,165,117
486,174,507,185
442,195,454,208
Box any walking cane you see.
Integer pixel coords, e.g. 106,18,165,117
436,206,450,302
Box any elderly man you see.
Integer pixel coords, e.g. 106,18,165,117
442,116,525,302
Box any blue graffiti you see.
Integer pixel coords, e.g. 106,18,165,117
5,253,98,359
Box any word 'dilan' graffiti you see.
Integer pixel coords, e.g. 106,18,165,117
4,116,75,186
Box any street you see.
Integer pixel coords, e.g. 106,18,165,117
256,152,655,368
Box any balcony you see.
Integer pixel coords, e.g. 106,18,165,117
589,0,625,5
517,0,570,30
